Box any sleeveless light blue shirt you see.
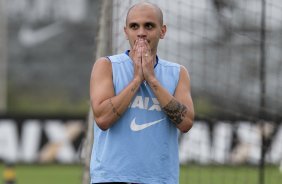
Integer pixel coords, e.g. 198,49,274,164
90,51,181,184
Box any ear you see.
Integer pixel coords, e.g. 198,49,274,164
124,26,129,40
160,25,167,39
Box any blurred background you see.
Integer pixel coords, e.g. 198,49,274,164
1,0,101,115
1,0,282,184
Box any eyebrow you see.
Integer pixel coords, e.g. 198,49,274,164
145,21,156,25
128,21,157,26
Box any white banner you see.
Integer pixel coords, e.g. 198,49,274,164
0,118,84,163
1,118,281,165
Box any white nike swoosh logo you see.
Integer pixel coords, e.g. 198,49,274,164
130,118,166,131
18,22,64,47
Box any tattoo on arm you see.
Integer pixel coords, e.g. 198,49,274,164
109,98,121,117
131,86,137,93
151,84,158,91
163,99,187,125
131,82,140,93
148,81,158,91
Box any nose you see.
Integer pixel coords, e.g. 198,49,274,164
137,27,146,39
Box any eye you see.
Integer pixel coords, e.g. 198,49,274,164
145,23,154,30
129,23,139,30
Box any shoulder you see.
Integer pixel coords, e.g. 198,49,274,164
179,65,189,75
91,57,112,77
158,58,188,78
93,57,111,68
158,58,191,83
158,58,180,68
93,51,128,68
178,65,191,87
107,53,130,64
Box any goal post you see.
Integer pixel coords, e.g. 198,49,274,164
0,0,8,113
81,1,113,184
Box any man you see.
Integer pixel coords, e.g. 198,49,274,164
89,2,194,184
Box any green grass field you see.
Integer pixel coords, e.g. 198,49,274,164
180,165,282,184
1,164,83,184
1,164,281,184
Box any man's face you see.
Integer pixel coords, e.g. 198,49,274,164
124,5,166,54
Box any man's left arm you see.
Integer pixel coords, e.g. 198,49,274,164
148,66,194,133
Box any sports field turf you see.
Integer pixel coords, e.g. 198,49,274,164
180,165,282,184
1,164,281,184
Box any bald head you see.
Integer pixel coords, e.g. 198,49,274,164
126,2,163,26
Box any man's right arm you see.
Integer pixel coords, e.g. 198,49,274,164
90,57,141,130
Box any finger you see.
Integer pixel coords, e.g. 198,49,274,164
141,45,150,60
140,46,146,59
133,39,139,54
133,41,137,52
137,46,142,61
138,38,146,47
144,40,151,56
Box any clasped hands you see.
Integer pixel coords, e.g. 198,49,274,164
131,38,156,84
